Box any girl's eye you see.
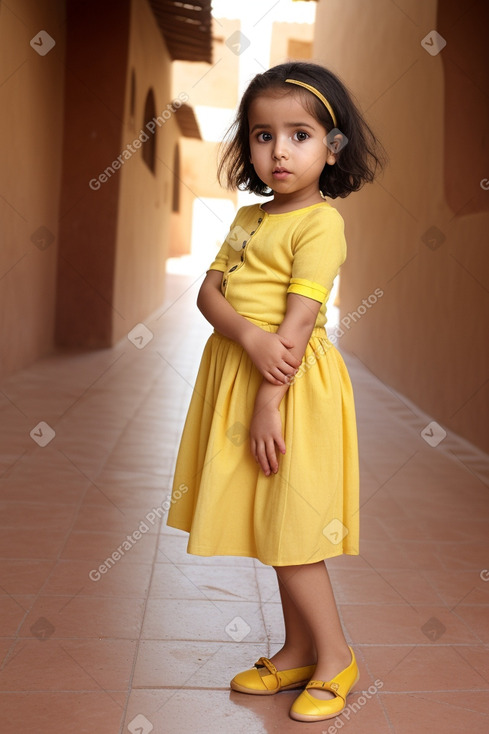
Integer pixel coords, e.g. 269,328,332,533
257,132,272,142
294,131,309,142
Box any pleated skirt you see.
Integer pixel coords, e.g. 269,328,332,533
167,322,359,566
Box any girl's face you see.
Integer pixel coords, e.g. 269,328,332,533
248,91,335,205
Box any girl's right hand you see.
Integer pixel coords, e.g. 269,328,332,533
250,404,286,476
241,328,301,385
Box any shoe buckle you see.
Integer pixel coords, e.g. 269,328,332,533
255,657,278,676
330,682,339,691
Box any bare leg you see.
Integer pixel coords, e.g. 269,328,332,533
274,561,352,700
268,576,317,669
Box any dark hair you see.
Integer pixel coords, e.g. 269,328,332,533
217,61,386,199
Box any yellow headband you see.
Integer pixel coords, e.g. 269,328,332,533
285,78,337,128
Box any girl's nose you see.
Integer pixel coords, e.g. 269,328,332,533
272,137,289,160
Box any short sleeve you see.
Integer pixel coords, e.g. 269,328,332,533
206,211,243,273
207,239,229,273
288,208,347,304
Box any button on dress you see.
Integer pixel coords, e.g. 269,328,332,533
167,202,359,566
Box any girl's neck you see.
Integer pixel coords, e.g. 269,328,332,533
261,189,326,215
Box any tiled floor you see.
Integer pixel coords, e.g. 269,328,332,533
1,272,488,733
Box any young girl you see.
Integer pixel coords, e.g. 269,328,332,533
167,61,384,722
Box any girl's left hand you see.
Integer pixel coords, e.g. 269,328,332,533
250,406,286,476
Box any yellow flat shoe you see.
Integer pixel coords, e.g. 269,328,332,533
230,657,316,695
289,646,359,721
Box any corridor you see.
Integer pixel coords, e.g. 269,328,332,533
0,271,488,733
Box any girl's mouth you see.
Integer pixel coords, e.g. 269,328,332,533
272,168,291,179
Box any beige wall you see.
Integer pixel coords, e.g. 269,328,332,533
0,0,218,376
270,22,313,66
169,17,240,258
169,138,236,258
0,0,65,378
112,0,179,341
55,0,131,348
55,0,182,347
172,18,240,109
314,0,489,452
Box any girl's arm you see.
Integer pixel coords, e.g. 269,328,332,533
250,292,322,475
197,271,301,385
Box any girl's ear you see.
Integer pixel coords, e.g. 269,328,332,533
326,151,337,166
324,130,347,165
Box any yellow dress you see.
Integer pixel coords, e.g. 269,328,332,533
167,202,359,566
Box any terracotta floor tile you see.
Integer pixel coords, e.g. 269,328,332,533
412,516,488,543
149,563,260,602
261,601,286,644
124,689,264,734
60,529,158,563
359,515,393,541
158,522,190,537
454,606,489,643
359,644,488,691
331,568,441,606
0,560,55,595
360,489,409,519
0,637,16,665
156,533,255,567
0,501,77,530
0,453,88,504
0,272,488,732
0,528,67,559
381,692,489,733
392,541,451,572
72,503,160,534
1,692,124,734
52,441,116,476
42,559,152,598
18,596,145,640
0,596,35,637
95,469,171,489
436,541,489,572
334,567,413,604
322,550,370,569
141,598,267,643
454,644,489,682
340,604,479,645
455,584,489,606
428,690,489,715
0,638,136,691
104,448,177,476
0,482,86,506
255,567,281,603
422,568,489,607
378,569,447,606
126,683,391,733
132,640,266,689
81,483,169,510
